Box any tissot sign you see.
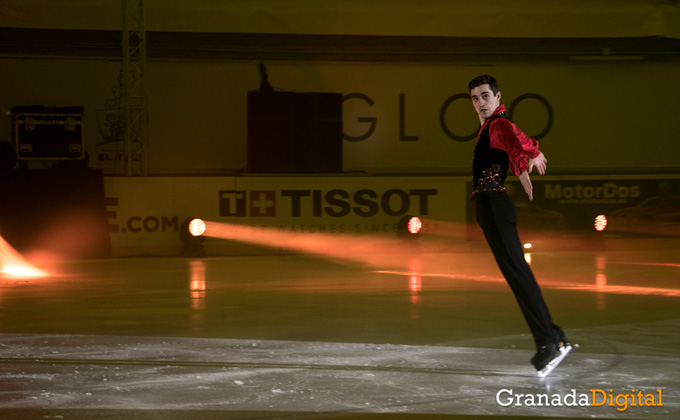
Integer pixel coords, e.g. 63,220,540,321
219,188,438,218
104,176,460,256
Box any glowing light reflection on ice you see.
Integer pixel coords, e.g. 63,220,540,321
0,235,47,279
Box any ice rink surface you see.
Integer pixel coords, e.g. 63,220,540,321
1,238,679,419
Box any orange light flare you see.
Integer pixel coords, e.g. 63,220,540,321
197,220,420,270
407,217,423,235
594,214,607,232
0,234,48,279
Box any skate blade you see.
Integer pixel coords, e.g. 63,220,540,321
537,344,573,378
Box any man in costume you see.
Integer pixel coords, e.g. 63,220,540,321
468,74,570,374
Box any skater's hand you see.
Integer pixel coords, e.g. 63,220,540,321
528,152,547,175
519,171,533,200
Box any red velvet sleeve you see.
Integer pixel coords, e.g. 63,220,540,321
488,118,540,176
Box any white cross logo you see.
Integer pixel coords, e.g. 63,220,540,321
250,191,275,216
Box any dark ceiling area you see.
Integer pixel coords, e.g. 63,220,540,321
2,27,679,63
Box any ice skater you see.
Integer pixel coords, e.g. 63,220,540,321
468,74,571,377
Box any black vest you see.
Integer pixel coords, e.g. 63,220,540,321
472,113,510,194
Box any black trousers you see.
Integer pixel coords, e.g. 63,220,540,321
475,191,559,347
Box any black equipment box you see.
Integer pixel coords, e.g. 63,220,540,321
11,106,85,160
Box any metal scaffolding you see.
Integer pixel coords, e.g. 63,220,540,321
121,0,147,176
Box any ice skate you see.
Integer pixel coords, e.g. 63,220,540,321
535,343,573,378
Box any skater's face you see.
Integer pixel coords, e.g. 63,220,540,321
470,84,501,121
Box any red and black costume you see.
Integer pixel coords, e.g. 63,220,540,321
472,104,564,354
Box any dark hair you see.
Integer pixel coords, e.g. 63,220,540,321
468,75,498,95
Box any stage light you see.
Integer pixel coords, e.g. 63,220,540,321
594,215,607,232
398,215,422,239
408,217,422,235
180,217,206,257
188,218,206,237
523,243,532,249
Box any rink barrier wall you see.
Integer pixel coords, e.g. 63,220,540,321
103,174,680,257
